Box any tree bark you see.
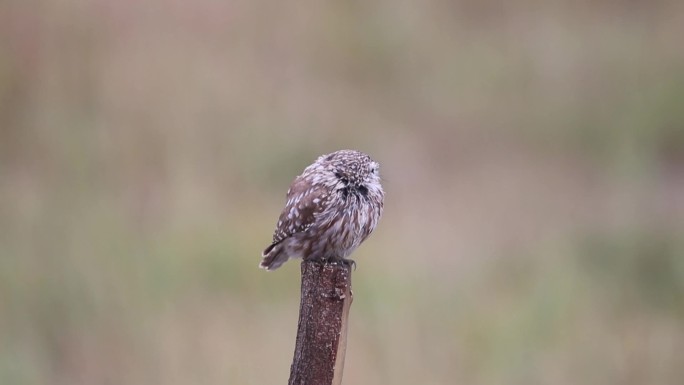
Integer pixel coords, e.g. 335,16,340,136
288,261,353,385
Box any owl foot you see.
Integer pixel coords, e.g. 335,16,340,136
340,258,356,271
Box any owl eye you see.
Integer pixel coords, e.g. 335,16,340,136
334,172,349,185
358,185,369,196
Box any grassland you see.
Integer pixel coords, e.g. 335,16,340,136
1,1,683,384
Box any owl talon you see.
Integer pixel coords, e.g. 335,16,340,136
341,259,357,271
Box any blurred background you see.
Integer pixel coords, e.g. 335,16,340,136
2,1,684,384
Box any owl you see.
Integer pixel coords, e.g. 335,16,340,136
260,150,384,271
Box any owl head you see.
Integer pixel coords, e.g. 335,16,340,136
312,150,382,197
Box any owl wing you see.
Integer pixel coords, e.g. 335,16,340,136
268,176,329,247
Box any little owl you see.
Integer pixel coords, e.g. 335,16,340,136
260,150,384,270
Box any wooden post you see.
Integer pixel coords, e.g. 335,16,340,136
288,261,353,385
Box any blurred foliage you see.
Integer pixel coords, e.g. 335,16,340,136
1,0,683,384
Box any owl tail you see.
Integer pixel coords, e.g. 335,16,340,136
259,242,289,271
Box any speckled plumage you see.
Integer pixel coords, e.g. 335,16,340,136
260,150,384,271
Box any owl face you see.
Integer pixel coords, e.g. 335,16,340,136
316,150,382,196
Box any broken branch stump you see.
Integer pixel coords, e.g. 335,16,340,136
288,260,353,385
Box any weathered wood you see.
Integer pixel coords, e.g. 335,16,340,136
288,260,353,385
